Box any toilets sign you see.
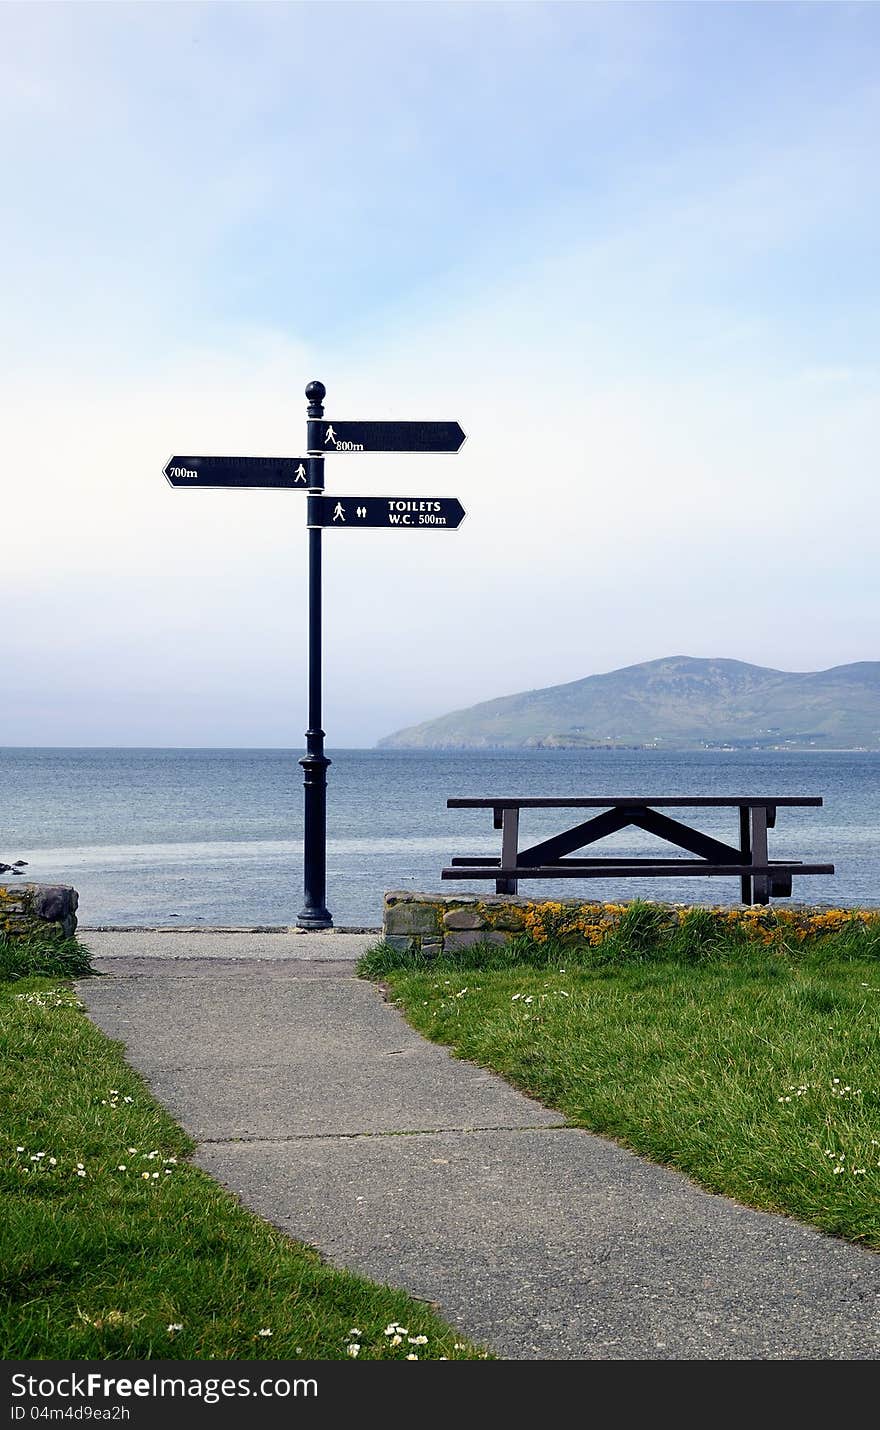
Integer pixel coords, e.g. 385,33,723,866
308,495,465,529
162,381,467,932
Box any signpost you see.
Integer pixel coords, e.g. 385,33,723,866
163,380,467,928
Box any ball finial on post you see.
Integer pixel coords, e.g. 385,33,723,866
305,380,326,418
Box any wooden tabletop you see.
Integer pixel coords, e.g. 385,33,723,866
448,797,824,808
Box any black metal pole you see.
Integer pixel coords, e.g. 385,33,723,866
297,379,332,928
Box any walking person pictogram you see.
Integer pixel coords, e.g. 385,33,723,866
332,501,346,522
324,425,337,447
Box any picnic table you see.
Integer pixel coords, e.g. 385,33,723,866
443,796,834,905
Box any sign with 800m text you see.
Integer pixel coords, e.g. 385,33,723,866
308,421,466,454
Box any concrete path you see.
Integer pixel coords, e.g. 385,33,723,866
79,928,378,961
78,932,880,1361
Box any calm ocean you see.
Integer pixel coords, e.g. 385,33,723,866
1,747,877,927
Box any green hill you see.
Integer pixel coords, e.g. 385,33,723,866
378,656,880,751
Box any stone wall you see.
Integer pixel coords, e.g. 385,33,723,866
383,891,535,954
0,883,79,940
383,891,874,956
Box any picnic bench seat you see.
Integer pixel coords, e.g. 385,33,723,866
443,797,834,905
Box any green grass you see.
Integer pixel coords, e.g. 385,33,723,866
0,930,96,983
363,931,880,1249
0,975,486,1360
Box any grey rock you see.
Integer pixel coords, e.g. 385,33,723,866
31,885,77,922
493,913,526,931
443,930,509,952
443,909,486,930
28,884,79,936
384,904,440,936
383,935,415,953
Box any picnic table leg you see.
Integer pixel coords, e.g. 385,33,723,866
739,807,752,904
496,807,520,896
751,807,770,905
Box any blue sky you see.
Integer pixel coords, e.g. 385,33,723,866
2,2,879,744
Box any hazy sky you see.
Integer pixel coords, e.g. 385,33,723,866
2,1,878,747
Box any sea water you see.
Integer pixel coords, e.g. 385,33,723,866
1,747,877,927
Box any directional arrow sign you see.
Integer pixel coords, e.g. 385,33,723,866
310,421,466,454
164,456,316,488
308,496,466,529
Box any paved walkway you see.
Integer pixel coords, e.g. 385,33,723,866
78,932,880,1360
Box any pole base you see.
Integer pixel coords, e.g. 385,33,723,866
296,909,333,930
